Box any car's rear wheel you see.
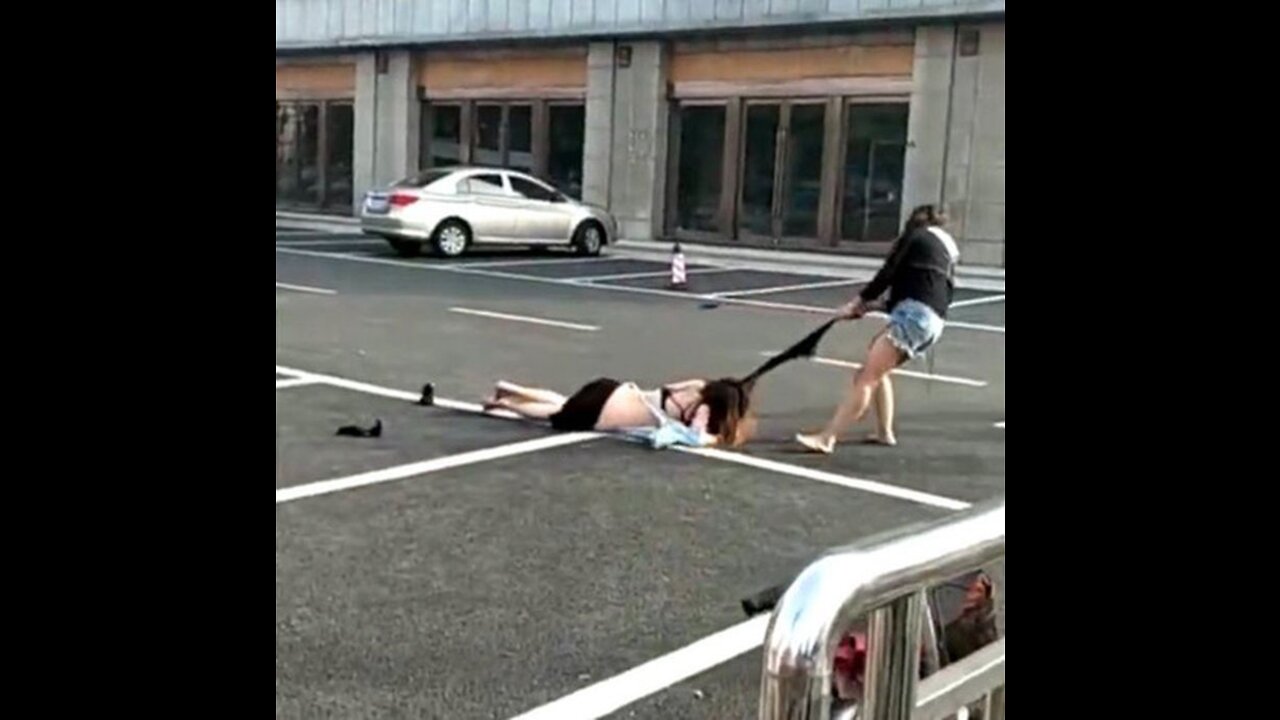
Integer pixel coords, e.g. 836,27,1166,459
387,238,422,257
573,222,605,257
432,219,471,258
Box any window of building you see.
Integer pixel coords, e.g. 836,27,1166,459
674,105,725,233
425,104,462,168
421,100,586,198
275,99,354,213
667,97,909,250
740,103,780,238
474,104,503,166
507,105,533,173
324,103,354,209
841,104,909,244
548,104,584,199
782,104,826,238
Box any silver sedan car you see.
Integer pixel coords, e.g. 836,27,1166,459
360,167,618,258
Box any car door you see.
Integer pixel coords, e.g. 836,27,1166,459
458,172,518,242
506,174,574,243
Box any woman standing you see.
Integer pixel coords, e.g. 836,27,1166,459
796,205,959,453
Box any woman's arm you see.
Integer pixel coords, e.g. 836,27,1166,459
690,404,712,432
858,233,915,303
835,236,912,319
664,378,707,392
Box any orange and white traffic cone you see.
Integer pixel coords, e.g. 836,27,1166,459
669,242,687,289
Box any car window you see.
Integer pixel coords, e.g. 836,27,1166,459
460,173,506,197
508,176,559,203
394,169,451,188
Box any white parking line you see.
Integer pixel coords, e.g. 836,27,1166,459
276,432,602,504
994,421,1005,428
712,278,861,298
679,446,971,511
450,307,600,332
573,267,738,282
508,615,770,720
273,364,521,418
275,377,321,390
950,293,1006,309
455,256,611,269
274,248,1006,334
276,281,337,295
275,238,384,246
274,363,972,511
759,352,988,388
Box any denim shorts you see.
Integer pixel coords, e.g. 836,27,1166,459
885,299,945,359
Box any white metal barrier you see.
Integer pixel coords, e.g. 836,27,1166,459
758,500,1005,720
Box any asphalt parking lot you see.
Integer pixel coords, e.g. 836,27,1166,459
276,231,1005,719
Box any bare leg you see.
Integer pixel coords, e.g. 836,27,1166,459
797,333,905,453
867,375,897,446
493,381,568,406
487,397,563,420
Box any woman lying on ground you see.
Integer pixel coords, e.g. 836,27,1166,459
483,377,754,447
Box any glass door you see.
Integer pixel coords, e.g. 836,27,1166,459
779,102,826,242
738,102,781,241
736,100,826,246
840,102,909,252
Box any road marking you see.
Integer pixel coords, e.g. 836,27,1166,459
573,267,738,282
449,307,599,332
275,377,321,390
275,238,383,246
678,446,971,511
508,615,770,720
994,421,1005,428
276,281,337,295
454,256,605,269
273,364,520,418
712,278,861,298
276,432,601,504
275,363,972,511
950,293,1006,309
275,248,1006,334
760,352,988,388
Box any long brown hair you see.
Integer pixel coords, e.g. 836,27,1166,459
699,378,754,447
904,204,947,235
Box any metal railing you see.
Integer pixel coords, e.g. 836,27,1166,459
757,500,1005,720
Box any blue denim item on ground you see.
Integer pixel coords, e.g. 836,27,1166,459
618,382,712,449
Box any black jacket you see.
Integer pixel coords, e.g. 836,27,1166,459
859,226,958,317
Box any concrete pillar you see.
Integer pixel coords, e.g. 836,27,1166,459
901,25,954,226
902,22,1005,267
583,41,670,242
353,53,376,209
583,43,616,211
353,50,420,213
964,23,1005,267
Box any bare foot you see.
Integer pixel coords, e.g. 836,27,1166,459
795,433,836,454
861,433,898,447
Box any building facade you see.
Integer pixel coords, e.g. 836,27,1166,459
276,0,1005,266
